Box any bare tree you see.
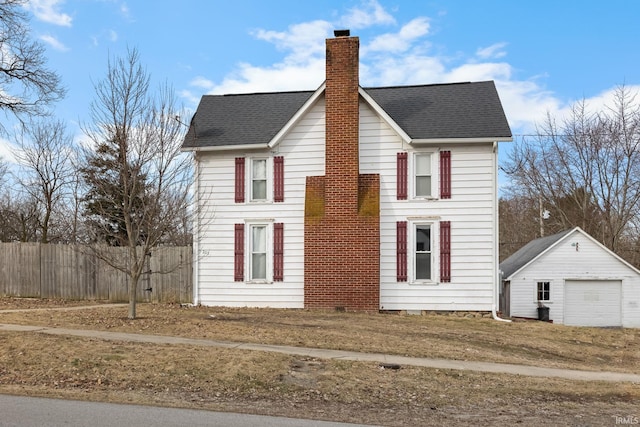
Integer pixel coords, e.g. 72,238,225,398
0,190,40,242
0,0,65,132
503,85,640,259
499,196,540,261
13,119,75,243
0,157,7,183
80,48,191,319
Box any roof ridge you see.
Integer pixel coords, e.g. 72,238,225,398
203,89,316,98
363,81,495,91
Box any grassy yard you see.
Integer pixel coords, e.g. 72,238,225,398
0,298,638,426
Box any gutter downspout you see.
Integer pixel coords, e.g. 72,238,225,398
492,141,511,322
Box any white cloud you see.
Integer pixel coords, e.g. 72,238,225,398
0,137,17,164
204,59,325,95
178,89,201,107
182,0,591,137
366,17,430,53
40,34,69,52
120,2,132,20
91,29,118,47
476,42,508,60
340,0,396,29
253,20,331,66
189,76,216,91
24,0,72,27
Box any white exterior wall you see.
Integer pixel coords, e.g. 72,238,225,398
359,103,497,311
507,230,640,327
194,98,326,308
194,96,499,311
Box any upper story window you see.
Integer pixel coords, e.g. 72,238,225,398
251,159,268,201
415,153,433,198
396,151,450,200
234,156,285,204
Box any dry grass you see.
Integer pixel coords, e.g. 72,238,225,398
0,297,639,426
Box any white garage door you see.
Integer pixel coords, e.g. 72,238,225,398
564,280,622,327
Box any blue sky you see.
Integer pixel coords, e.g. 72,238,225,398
1,0,639,163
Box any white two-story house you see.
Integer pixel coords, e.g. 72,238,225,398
182,30,512,313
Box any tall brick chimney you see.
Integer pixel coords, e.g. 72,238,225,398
325,31,360,215
303,30,380,311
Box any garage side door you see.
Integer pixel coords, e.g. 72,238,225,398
564,280,622,327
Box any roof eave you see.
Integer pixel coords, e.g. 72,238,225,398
411,137,513,144
181,143,269,152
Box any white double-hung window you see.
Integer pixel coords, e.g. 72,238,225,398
415,223,432,281
251,158,268,201
414,153,433,198
250,224,268,280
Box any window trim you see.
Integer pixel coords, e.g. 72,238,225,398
249,157,270,202
414,223,432,281
242,220,275,283
412,151,437,199
408,219,441,285
249,224,268,281
536,280,551,302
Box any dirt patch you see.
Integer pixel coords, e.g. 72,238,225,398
0,298,639,426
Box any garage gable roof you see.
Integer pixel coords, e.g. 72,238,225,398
500,227,640,280
500,229,573,280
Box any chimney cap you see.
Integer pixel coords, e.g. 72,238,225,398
333,29,350,37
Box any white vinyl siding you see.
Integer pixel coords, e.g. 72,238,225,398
359,102,498,311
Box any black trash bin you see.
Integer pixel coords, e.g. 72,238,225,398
537,305,549,321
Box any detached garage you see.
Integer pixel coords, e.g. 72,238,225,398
500,227,640,328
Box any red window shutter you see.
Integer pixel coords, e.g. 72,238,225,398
440,150,451,199
274,156,284,202
273,222,284,281
440,221,451,283
397,152,408,200
234,223,244,281
397,221,408,282
235,157,245,203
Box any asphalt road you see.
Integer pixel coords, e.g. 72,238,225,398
0,394,373,427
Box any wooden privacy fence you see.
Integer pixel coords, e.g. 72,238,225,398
0,243,192,303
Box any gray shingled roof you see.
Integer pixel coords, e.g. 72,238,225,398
500,228,574,280
182,81,512,149
182,91,314,149
365,81,511,140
